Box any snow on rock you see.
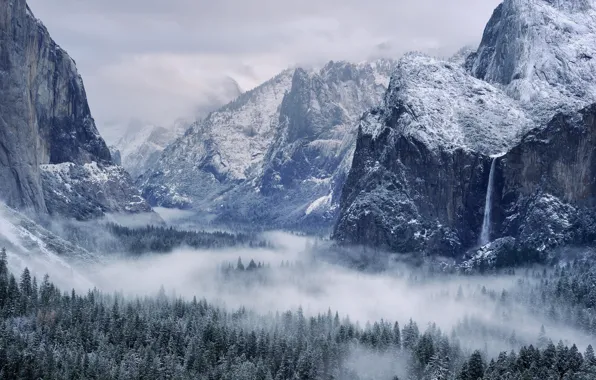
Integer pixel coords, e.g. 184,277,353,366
40,162,152,220
305,193,333,216
367,53,533,155
140,59,396,230
469,0,596,122
138,69,295,209
0,202,96,290
334,0,596,255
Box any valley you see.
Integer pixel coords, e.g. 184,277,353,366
1,0,596,379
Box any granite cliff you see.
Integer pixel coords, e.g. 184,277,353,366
0,0,150,219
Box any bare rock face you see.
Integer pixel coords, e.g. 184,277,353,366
334,0,596,256
0,0,150,219
332,54,518,255
496,104,596,250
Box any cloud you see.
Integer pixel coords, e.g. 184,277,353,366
32,231,582,356
27,0,501,137
4,222,591,356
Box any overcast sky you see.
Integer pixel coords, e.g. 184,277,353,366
27,0,501,142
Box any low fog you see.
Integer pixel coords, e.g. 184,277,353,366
31,230,589,355
1,203,592,361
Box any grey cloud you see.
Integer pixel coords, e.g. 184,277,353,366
28,0,501,137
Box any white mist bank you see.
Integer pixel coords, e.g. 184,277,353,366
1,214,590,355
69,231,590,354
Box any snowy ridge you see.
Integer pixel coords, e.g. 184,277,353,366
196,70,294,181
469,0,596,122
41,162,152,220
141,59,396,229
363,53,533,155
361,0,596,154
154,69,294,184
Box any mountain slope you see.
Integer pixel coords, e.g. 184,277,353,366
140,60,395,229
0,0,151,219
334,0,596,255
468,0,596,121
0,202,96,290
139,69,294,209
113,119,189,179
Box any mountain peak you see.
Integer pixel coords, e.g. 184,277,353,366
334,0,596,255
468,0,596,121
140,59,397,228
541,0,593,12
366,53,531,155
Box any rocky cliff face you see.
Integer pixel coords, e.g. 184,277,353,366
140,60,395,229
0,0,150,219
40,162,151,220
334,54,531,255
139,69,295,209
468,0,596,121
496,104,596,250
334,0,596,255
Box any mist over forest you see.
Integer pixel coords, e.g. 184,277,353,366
2,0,596,378
2,209,596,379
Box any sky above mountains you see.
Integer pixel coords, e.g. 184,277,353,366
28,0,501,141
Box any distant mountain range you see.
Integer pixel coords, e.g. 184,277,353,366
110,119,191,180
2,0,595,262
138,59,396,230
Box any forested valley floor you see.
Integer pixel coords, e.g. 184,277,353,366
2,247,596,380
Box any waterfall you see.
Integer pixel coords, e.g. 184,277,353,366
479,158,497,246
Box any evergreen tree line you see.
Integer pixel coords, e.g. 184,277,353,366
221,256,596,343
105,224,271,255
51,222,271,256
1,248,596,379
217,258,311,288
220,258,307,274
457,261,596,338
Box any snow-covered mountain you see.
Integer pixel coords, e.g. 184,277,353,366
360,53,533,155
334,0,596,256
140,59,396,229
0,0,151,220
468,0,596,121
0,202,96,290
112,119,190,179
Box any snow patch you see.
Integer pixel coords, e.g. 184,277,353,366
305,193,333,215
378,53,533,155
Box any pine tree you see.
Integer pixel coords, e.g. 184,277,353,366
467,350,485,380
585,345,595,366
0,248,8,309
537,325,549,349
19,267,32,296
19,267,32,314
568,344,583,373
393,321,401,350
0,248,7,276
